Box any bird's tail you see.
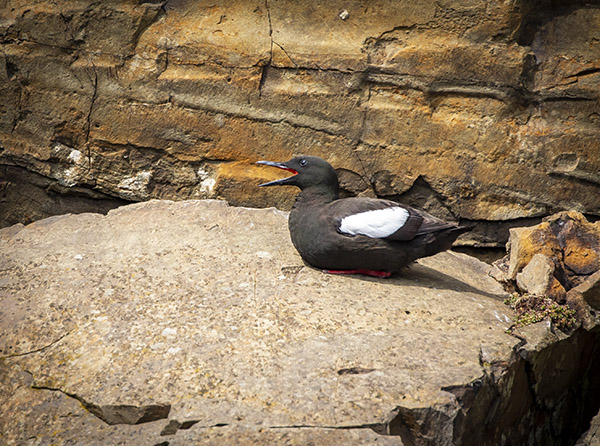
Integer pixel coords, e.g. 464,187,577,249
422,225,472,258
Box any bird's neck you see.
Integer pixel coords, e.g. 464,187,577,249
293,185,339,208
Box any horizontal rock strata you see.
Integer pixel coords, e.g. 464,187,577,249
1,1,599,246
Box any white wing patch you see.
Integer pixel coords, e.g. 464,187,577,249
339,207,410,238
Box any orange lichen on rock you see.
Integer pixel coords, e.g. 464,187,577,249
497,211,600,309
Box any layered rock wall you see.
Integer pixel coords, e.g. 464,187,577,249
1,0,599,245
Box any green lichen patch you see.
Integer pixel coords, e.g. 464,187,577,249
504,293,577,333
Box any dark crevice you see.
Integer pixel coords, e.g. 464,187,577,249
272,40,297,67
387,404,455,445
447,329,600,446
1,331,72,359
0,164,129,228
160,419,202,436
83,64,98,172
31,385,170,425
515,0,598,46
131,4,166,51
539,95,596,103
269,422,391,435
258,0,273,97
381,329,600,445
5,59,18,80
548,171,600,187
337,367,376,375
566,67,600,80
382,175,458,223
458,217,544,248
258,64,269,97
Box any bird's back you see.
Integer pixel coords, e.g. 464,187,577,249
289,197,469,273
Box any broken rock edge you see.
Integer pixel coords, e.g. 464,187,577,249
7,325,596,444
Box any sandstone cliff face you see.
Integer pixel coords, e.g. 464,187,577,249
1,1,599,245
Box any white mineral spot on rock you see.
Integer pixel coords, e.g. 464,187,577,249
58,167,79,187
493,311,511,324
200,177,216,194
167,347,181,354
74,254,83,260
161,327,177,337
118,171,152,198
151,342,165,350
255,251,272,259
67,149,84,164
197,167,217,194
214,113,225,128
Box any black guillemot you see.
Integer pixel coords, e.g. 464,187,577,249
257,156,470,278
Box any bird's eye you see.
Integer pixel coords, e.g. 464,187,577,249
299,159,307,167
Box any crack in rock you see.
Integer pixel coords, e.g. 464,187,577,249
31,385,170,425
337,367,376,375
269,422,390,434
1,331,72,359
160,419,220,436
258,0,273,97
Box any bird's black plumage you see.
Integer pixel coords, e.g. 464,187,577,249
257,156,469,275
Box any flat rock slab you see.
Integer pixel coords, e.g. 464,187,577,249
0,200,516,444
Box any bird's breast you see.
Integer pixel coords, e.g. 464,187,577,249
288,207,333,262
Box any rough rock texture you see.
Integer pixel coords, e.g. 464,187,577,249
495,211,600,303
575,271,600,311
1,1,599,246
567,270,600,331
1,199,600,445
516,252,557,296
577,409,600,446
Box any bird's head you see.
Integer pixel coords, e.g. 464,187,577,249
256,156,339,194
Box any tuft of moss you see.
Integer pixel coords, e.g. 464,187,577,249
504,292,577,333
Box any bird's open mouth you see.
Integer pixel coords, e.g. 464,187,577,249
256,160,298,187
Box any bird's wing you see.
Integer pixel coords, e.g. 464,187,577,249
327,197,454,241
414,212,458,236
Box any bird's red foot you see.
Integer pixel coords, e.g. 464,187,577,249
324,269,392,278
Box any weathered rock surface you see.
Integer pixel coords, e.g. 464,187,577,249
577,409,600,446
496,211,600,304
516,253,557,297
1,200,599,445
1,1,599,246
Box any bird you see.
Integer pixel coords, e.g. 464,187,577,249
256,155,470,278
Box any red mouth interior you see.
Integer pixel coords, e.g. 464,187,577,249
281,167,298,175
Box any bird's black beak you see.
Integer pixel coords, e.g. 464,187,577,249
256,160,298,187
